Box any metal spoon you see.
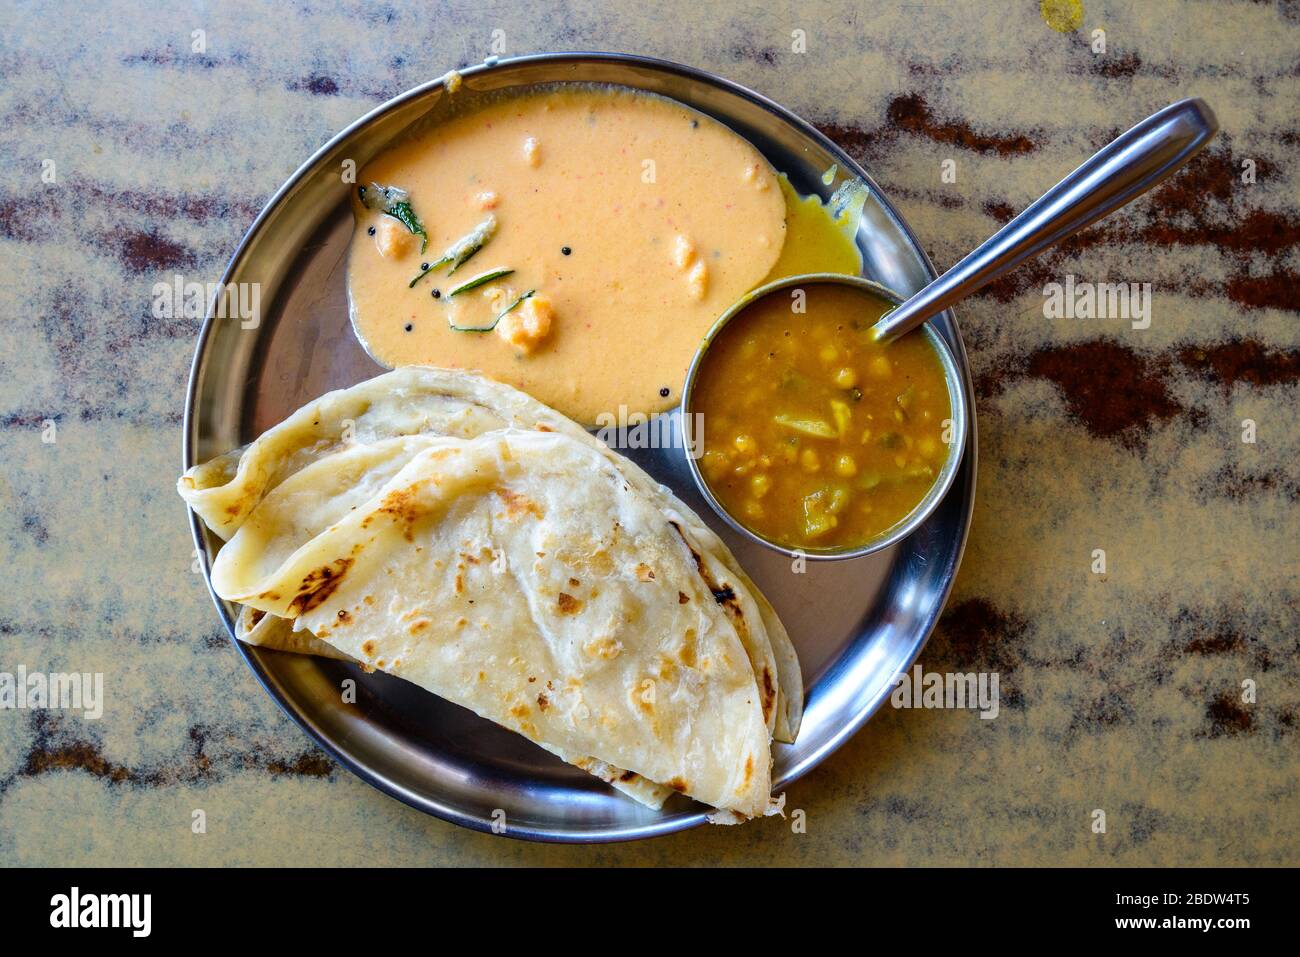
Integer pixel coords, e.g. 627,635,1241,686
870,97,1218,343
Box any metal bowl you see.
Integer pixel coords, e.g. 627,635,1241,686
183,52,978,842
681,273,969,562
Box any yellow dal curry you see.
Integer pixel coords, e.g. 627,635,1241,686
691,283,952,551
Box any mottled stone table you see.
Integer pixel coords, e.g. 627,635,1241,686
1,0,1295,865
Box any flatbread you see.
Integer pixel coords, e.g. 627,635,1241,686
210,430,773,816
180,366,802,741
236,605,352,661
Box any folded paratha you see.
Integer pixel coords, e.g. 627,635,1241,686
209,430,773,816
181,366,801,742
180,367,803,816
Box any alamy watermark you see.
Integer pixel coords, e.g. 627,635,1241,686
1043,274,1151,330
0,667,103,719
50,887,150,937
151,274,260,329
594,405,705,458
890,664,999,719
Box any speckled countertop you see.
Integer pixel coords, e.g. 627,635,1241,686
1,0,1296,865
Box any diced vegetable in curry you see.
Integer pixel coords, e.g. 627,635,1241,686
691,283,952,550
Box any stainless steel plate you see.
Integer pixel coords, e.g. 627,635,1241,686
184,52,978,843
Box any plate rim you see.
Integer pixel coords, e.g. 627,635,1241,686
183,50,979,843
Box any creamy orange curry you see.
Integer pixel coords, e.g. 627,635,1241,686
347,84,861,425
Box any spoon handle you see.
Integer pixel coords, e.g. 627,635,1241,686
871,97,1218,343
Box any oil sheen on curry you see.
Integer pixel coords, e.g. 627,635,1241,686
347,84,860,425
691,284,952,551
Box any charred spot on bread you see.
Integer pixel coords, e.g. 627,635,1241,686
289,558,353,615
761,667,776,713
